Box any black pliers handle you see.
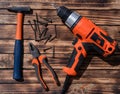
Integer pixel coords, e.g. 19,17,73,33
29,42,60,91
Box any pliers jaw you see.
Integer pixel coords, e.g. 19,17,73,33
29,42,41,58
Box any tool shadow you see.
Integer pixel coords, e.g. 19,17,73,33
66,50,120,92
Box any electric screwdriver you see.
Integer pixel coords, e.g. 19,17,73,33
56,6,118,94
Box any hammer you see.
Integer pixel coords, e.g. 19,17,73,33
8,6,32,81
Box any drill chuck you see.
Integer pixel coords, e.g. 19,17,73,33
57,6,82,29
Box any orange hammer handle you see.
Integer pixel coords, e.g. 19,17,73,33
16,13,23,40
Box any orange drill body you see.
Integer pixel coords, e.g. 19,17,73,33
73,17,117,57
57,6,117,76
57,6,118,94
63,17,117,76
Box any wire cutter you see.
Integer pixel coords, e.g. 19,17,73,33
29,42,60,91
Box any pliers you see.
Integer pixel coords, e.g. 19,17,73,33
29,42,60,91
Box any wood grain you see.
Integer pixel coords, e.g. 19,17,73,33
0,0,119,9
0,0,119,94
0,10,119,25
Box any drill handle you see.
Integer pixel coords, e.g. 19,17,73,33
63,38,88,76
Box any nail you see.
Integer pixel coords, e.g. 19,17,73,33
37,20,48,26
35,13,41,34
39,28,48,39
49,25,57,42
36,13,39,23
33,20,41,34
39,16,52,23
52,46,55,58
43,47,52,52
28,20,37,41
44,35,52,44
28,20,36,32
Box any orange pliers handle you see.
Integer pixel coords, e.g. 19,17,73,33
32,55,60,91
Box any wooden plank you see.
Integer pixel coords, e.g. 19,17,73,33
0,68,120,81
6,54,120,69
0,39,120,54
0,1,119,94
0,40,73,53
0,69,119,93
0,24,58,40
56,25,120,41
0,9,120,18
0,25,119,40
68,84,120,94
0,83,119,94
0,10,119,25
1,9,120,18
0,9,120,28
0,54,8,68
0,69,120,82
0,84,61,92
0,0,119,9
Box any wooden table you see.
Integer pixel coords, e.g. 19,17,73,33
0,0,120,94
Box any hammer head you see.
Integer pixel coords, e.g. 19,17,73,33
7,6,32,14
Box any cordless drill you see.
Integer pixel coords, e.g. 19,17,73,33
56,6,118,93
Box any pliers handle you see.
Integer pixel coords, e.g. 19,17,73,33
32,55,60,91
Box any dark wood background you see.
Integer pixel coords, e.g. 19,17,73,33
0,0,120,94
